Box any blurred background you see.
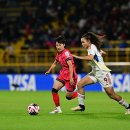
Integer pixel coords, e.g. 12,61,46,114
0,0,130,74
0,2,130,128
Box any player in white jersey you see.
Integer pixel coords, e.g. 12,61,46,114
71,32,130,114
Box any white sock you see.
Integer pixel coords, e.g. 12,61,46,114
78,93,85,105
119,99,129,109
56,106,61,111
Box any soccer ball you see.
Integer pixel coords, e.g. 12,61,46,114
28,103,40,115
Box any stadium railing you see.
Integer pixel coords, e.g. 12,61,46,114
0,48,130,73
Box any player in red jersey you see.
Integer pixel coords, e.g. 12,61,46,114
45,35,78,114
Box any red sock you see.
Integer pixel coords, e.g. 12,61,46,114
52,92,60,107
71,92,78,99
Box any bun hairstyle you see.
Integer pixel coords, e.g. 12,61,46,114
82,32,105,51
55,35,66,44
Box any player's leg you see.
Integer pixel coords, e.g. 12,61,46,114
50,79,64,114
71,75,96,111
65,78,78,100
66,91,78,100
99,71,130,114
104,87,130,114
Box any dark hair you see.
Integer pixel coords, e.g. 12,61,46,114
81,32,103,50
55,35,66,44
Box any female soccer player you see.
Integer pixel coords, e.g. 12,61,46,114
45,35,78,114
71,32,130,114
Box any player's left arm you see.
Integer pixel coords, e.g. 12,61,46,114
66,60,75,85
100,50,106,56
72,54,94,61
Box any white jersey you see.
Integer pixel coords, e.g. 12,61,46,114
87,44,111,71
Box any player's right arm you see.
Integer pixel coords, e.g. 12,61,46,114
72,54,94,61
45,60,58,75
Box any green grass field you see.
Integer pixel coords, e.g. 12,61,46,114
0,91,129,130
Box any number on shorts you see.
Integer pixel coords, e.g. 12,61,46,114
104,73,112,85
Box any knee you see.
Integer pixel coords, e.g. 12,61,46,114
77,82,83,89
52,88,58,93
66,96,72,100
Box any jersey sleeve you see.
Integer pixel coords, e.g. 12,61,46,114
88,44,97,55
63,50,72,61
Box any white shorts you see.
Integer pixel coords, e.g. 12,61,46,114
88,70,113,88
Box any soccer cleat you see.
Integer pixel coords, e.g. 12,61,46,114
125,108,130,115
49,108,62,114
71,104,85,111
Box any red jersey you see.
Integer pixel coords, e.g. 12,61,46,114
55,49,77,81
